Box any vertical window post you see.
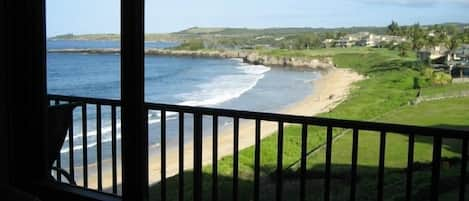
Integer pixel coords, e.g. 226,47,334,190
120,0,148,201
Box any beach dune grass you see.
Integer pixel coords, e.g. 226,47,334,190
148,48,469,201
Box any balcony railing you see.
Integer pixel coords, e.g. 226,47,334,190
47,94,468,201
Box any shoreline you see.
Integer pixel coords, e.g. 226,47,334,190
71,67,364,191
48,48,335,70
151,67,364,184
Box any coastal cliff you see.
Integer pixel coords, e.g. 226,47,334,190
49,48,335,70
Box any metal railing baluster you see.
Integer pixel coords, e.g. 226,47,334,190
68,101,75,184
300,123,308,201
254,119,261,201
350,129,359,201
431,136,442,201
55,99,62,183
233,117,239,201
111,105,117,194
406,134,415,201
324,126,333,201
212,115,218,201
82,104,88,188
96,104,102,191
161,110,167,201
276,121,284,201
460,138,468,201
193,113,203,201
377,131,386,201
178,112,184,201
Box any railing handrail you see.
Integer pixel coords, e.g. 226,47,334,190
48,94,469,138
48,94,121,106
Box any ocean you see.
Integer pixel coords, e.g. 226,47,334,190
47,40,319,166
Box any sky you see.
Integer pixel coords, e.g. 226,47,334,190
46,0,469,37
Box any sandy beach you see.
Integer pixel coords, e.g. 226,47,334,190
72,67,364,191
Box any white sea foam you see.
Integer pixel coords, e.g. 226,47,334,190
60,115,176,154
177,64,270,107
60,62,270,154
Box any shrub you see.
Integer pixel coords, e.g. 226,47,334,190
174,39,205,50
431,72,452,85
413,76,430,89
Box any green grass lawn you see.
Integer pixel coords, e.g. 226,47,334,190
419,82,469,97
149,48,469,201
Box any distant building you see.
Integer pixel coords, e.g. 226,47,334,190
417,46,450,63
357,34,378,47
418,44,469,82
322,32,406,48
321,38,335,48
450,45,469,82
453,44,469,62
335,37,356,48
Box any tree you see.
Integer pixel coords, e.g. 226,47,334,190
448,37,461,52
387,21,400,35
398,41,412,57
335,32,347,39
444,24,458,35
409,23,426,50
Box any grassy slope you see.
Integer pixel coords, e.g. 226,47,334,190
149,48,469,201
419,82,469,97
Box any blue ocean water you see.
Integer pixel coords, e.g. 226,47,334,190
47,40,319,165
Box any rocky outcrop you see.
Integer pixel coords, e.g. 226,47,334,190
49,48,335,70
243,53,334,70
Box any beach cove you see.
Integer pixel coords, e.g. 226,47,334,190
70,67,363,191
47,40,364,191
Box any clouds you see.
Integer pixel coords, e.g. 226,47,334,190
361,0,469,7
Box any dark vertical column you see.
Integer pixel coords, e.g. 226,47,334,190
0,0,8,188
431,136,442,201
178,112,185,201
254,119,261,201
233,117,239,201
82,104,89,188
96,105,103,191
300,123,308,201
4,0,48,190
193,113,203,201
459,138,467,201
212,115,218,201
69,112,75,183
350,129,359,201
324,127,333,201
377,131,386,201
121,0,148,200
276,121,284,201
111,105,117,194
406,134,415,201
161,110,167,201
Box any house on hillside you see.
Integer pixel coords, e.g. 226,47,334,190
335,36,356,48
334,32,369,48
453,44,469,62
450,44,469,83
418,44,469,82
321,38,335,48
417,46,450,64
357,34,378,47
325,32,406,48
380,35,407,46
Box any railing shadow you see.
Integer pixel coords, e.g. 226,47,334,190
147,159,468,201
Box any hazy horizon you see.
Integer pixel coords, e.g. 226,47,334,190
46,0,469,37
49,22,469,37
